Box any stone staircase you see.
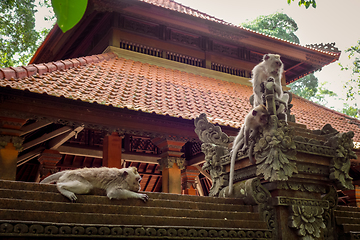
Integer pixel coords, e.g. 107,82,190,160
335,206,360,240
0,180,272,239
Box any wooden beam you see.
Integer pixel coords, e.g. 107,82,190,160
20,120,52,136
49,126,84,150
17,146,45,166
196,176,204,196
187,153,205,166
57,144,160,164
58,145,102,158
22,126,72,151
195,165,212,182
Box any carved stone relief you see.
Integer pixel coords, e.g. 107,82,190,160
254,115,298,182
325,131,356,190
157,156,185,170
194,113,231,196
0,135,24,151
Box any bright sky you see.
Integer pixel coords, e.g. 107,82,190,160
35,0,360,111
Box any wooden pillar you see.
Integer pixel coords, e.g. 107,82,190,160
158,157,184,194
0,117,26,180
153,138,186,194
181,166,199,195
103,132,123,168
37,149,62,182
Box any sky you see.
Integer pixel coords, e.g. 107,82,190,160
35,0,360,112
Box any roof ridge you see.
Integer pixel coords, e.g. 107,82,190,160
0,52,117,80
293,94,360,124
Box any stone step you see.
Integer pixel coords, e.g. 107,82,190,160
0,209,267,229
0,180,244,205
342,224,360,233
336,217,360,226
0,189,251,212
0,198,259,221
336,206,360,212
335,210,360,219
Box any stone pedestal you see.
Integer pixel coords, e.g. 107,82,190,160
195,110,355,240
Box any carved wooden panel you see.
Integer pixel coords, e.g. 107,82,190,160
168,29,201,48
122,17,160,38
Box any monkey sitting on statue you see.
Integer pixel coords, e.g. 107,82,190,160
40,166,149,202
251,53,289,122
228,105,269,196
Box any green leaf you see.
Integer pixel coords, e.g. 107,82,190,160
51,0,88,33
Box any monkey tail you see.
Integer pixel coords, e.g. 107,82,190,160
228,132,244,196
40,171,66,184
248,141,256,165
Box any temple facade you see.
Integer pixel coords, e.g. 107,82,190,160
0,0,360,239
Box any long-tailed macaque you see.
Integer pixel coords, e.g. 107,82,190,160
40,166,149,202
251,53,289,120
228,105,269,195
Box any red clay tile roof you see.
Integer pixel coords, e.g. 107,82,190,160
1,52,359,142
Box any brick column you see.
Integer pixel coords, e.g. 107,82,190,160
0,117,26,180
37,149,62,182
181,166,199,195
103,132,123,168
153,138,186,194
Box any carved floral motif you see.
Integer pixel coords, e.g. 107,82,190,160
254,115,298,181
288,205,326,240
325,131,356,190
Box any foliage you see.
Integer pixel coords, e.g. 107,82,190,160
311,82,337,106
51,0,88,33
288,74,318,99
0,0,40,67
342,104,359,119
241,12,300,44
341,40,360,101
287,0,316,9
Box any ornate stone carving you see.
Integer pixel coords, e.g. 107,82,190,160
157,156,185,170
194,113,231,196
322,186,338,240
288,204,326,240
325,131,356,190
0,221,272,238
0,135,24,151
194,113,232,147
277,181,327,194
201,143,226,197
255,115,298,181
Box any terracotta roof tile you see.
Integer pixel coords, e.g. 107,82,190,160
1,52,359,142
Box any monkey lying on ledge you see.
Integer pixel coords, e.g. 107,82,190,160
40,166,149,202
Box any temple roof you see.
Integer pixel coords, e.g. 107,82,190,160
139,0,339,57
1,50,359,142
30,0,340,84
